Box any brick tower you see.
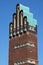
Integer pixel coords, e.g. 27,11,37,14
9,4,38,65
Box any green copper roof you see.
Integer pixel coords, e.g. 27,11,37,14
28,18,37,27
20,4,37,27
23,11,33,19
20,4,30,13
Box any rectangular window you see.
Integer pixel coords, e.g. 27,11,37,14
14,59,35,65
14,42,35,49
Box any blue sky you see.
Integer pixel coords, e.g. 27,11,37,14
0,0,43,65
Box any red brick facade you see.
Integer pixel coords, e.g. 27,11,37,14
9,32,38,65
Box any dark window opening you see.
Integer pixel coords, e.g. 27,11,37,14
29,63,35,65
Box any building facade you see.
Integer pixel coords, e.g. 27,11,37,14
9,4,38,65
